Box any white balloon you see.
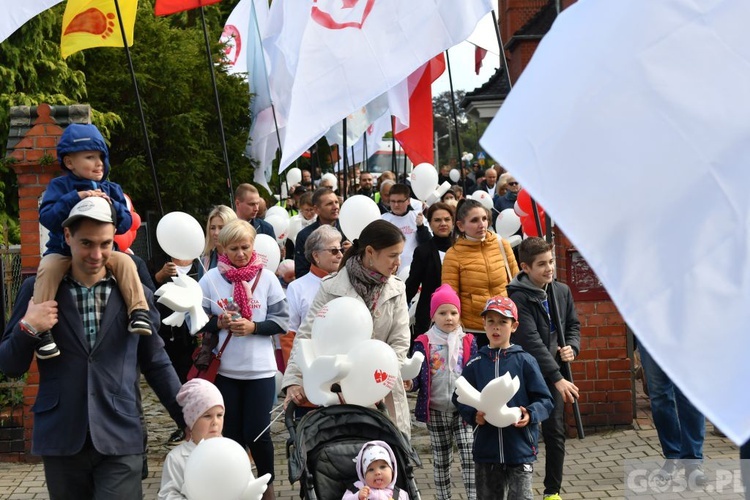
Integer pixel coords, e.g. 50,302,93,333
400,351,425,381
514,200,527,217
265,206,288,220
265,215,290,244
286,167,302,186
471,190,494,211
449,169,461,183
156,212,205,260
409,163,439,201
184,437,251,500
507,235,523,248
495,208,522,238
287,216,303,244
455,373,522,428
254,234,280,272
396,265,410,281
311,297,372,357
340,339,400,407
339,195,380,240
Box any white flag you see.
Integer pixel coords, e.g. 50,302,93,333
481,0,750,445
0,0,62,44
265,0,491,174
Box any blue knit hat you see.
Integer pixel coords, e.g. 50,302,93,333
57,123,110,170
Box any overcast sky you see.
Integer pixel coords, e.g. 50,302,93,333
432,41,501,95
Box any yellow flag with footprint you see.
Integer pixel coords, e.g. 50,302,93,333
61,0,138,58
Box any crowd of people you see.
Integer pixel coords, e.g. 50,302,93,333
0,123,740,500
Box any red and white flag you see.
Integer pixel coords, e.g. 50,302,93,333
0,0,62,44
263,0,492,174
395,55,446,166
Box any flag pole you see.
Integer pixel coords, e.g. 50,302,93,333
390,116,397,180
491,9,512,92
112,0,164,216
342,118,349,200
445,49,465,193
199,6,234,208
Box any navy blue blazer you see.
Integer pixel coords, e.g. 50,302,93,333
0,278,184,457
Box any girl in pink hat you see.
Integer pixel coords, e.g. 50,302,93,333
407,284,478,500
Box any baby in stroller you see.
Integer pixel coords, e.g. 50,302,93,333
285,404,421,500
343,441,409,500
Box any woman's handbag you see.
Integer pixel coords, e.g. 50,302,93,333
186,272,262,382
187,333,231,383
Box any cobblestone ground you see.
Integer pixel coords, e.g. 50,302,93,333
0,377,742,499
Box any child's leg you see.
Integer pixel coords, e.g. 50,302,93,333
541,381,566,496
452,412,476,500
475,463,506,500
33,254,71,303
106,252,148,313
506,464,534,500
427,409,453,500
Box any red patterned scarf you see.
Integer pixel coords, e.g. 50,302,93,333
217,253,264,320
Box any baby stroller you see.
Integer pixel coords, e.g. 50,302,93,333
285,402,422,500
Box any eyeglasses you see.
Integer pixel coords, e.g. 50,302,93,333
390,198,409,204
507,182,519,186
322,247,344,255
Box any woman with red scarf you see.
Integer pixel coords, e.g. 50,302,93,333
198,219,289,500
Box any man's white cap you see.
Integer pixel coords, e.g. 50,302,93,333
62,197,116,228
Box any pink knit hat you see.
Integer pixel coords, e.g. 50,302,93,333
176,379,224,429
430,284,461,318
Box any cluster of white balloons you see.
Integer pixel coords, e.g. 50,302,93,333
154,211,285,331
296,297,423,407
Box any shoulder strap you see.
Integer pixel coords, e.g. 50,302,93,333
497,236,512,283
216,332,232,358
391,486,401,499
251,271,262,292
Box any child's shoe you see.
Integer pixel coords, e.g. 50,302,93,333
35,331,60,359
128,309,153,335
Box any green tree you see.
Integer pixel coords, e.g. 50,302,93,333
78,0,252,216
433,90,468,166
0,0,254,234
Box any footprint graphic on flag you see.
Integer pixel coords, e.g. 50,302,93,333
64,8,115,39
60,0,138,58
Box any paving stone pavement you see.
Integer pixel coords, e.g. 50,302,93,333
0,379,742,499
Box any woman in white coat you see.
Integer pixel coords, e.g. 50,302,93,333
283,220,412,438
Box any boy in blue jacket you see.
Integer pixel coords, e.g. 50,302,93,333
33,124,152,359
453,296,553,500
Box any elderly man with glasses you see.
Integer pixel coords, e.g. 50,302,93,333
494,173,522,213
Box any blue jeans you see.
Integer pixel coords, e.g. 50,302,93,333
639,344,705,459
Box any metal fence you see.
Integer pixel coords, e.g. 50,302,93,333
1,245,21,328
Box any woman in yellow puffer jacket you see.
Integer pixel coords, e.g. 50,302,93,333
442,198,519,347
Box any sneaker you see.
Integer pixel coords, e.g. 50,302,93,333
685,463,708,488
653,459,680,485
128,309,153,335
35,331,60,359
543,495,562,500
167,428,185,445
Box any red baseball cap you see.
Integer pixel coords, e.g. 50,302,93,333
481,295,518,321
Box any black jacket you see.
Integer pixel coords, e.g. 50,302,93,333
507,273,581,384
405,235,453,336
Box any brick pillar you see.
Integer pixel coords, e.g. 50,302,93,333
3,103,91,461
554,229,633,433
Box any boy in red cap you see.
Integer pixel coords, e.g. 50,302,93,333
453,295,553,500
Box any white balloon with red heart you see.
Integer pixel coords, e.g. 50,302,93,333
340,339,399,407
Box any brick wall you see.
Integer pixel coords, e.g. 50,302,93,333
554,229,633,434
2,103,90,461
